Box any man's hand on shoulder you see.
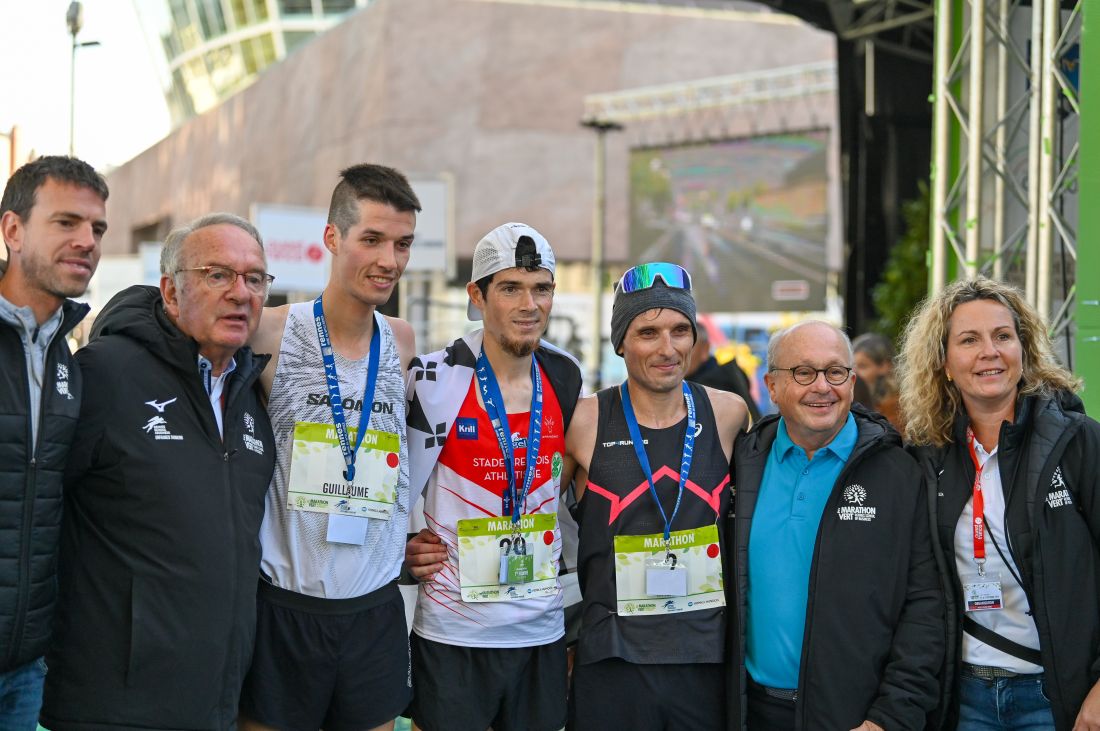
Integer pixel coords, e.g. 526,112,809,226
405,528,448,581
386,316,416,373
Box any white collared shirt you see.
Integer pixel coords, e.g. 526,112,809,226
198,355,237,438
953,440,1044,673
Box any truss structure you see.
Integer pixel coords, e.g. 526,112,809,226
582,60,837,125
930,0,1081,349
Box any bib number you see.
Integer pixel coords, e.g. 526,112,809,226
457,514,559,602
613,524,725,616
286,421,399,521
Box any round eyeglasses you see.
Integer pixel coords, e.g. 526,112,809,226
769,365,853,386
177,265,275,296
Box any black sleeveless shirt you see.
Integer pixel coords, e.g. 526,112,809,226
574,382,730,665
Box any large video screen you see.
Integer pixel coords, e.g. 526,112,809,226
629,131,830,312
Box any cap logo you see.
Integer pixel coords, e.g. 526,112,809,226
515,235,542,269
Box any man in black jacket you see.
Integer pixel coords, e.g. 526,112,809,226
727,320,942,731
686,323,761,424
0,156,106,730
41,214,276,731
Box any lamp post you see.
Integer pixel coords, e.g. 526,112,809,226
579,117,623,391
66,2,100,157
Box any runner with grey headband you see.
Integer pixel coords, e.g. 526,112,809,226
565,263,748,730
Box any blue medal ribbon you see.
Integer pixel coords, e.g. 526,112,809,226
312,295,380,483
475,349,543,526
619,381,696,546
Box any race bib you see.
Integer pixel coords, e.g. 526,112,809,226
287,421,399,521
613,524,725,616
457,514,559,602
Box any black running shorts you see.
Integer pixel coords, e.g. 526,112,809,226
409,632,567,731
239,580,411,731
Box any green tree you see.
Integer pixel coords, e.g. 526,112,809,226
872,181,931,343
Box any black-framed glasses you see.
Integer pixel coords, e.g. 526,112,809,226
769,365,853,386
177,265,275,296
615,263,692,294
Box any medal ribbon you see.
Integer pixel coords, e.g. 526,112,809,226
619,381,696,546
475,350,543,526
966,427,988,575
312,295,380,482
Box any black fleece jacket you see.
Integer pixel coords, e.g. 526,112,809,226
726,405,943,730
42,285,276,731
912,392,1100,731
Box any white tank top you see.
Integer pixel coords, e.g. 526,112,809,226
259,301,409,599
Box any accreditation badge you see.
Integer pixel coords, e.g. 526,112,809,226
613,524,725,616
456,514,559,602
963,572,1004,612
286,421,399,521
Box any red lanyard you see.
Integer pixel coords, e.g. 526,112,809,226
965,428,987,575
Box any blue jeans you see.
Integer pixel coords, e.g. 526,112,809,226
957,670,1055,731
0,657,46,731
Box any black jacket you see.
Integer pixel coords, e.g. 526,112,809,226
912,392,1100,731
41,285,276,731
726,405,943,730
0,298,87,672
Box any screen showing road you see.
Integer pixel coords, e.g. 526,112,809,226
629,131,829,312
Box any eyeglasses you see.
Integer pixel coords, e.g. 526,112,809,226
177,266,275,296
769,365,853,386
615,263,692,294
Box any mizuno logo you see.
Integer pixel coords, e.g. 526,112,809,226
145,397,177,413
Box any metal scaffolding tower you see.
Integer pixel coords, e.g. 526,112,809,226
929,0,1082,359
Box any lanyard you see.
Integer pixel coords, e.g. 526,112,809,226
475,349,543,527
312,295,380,483
965,427,988,576
619,381,696,549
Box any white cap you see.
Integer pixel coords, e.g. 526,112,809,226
467,222,556,321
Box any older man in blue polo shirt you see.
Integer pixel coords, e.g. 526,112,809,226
726,321,942,731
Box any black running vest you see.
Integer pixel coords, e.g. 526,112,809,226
574,383,730,666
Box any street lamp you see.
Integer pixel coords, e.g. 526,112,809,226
66,2,101,157
579,117,623,391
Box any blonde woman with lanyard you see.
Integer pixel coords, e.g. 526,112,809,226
899,277,1100,731
566,263,747,730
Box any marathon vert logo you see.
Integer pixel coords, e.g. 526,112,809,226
55,363,73,400
1045,466,1073,509
242,412,265,455
305,393,395,414
837,484,876,522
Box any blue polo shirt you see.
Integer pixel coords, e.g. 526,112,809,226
745,413,857,689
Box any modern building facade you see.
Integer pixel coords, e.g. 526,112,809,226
137,0,373,123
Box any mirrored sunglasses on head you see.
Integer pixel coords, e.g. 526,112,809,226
616,262,692,294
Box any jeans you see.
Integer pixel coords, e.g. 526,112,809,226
957,669,1055,731
0,657,46,731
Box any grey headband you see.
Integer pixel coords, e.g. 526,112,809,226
610,280,698,355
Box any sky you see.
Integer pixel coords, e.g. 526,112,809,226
0,0,171,171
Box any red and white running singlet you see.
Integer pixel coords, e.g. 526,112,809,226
414,364,566,648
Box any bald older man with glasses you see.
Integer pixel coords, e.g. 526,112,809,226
725,320,943,731
41,213,277,731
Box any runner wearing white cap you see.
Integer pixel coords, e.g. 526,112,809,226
404,222,583,731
